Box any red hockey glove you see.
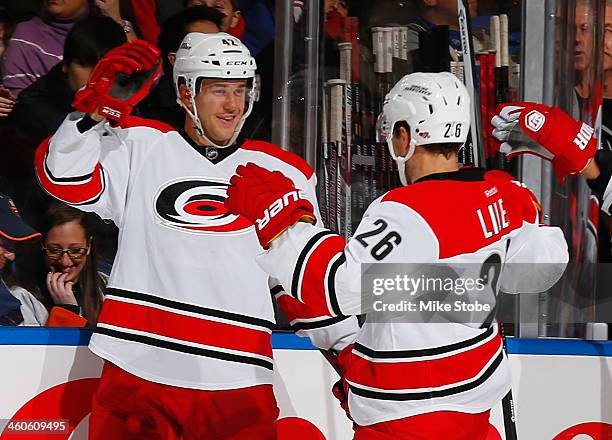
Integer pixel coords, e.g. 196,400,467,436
491,102,596,181
225,163,316,248
72,39,162,123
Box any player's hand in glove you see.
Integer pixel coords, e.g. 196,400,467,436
225,162,316,248
491,102,596,181
72,39,162,123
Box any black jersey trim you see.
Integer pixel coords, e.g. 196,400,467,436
327,253,345,316
414,167,486,184
44,150,96,183
291,230,336,299
353,326,495,359
73,169,106,206
179,130,244,164
37,157,105,207
270,285,284,295
106,288,275,330
290,315,351,331
95,326,274,370
348,350,503,401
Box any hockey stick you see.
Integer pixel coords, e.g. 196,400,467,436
495,58,518,429
499,15,510,105
338,42,353,239
499,321,518,440
460,6,516,438
457,0,484,168
328,79,344,234
321,78,331,228
350,17,361,234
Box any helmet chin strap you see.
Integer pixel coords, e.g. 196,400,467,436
387,137,416,186
177,89,255,149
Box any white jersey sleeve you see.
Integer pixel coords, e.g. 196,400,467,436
35,113,169,226
500,223,569,294
258,196,438,317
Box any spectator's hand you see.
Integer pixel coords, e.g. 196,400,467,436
46,272,78,306
95,0,122,24
0,85,15,117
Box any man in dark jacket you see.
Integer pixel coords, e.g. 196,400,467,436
11,15,126,146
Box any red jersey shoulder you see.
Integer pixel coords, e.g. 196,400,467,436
382,179,482,209
484,170,541,223
381,177,525,258
119,116,176,133
240,140,314,180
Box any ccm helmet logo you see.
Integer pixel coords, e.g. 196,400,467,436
257,190,306,230
525,110,546,132
227,61,249,66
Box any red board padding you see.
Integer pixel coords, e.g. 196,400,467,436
277,417,327,440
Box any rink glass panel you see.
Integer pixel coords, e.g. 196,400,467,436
271,0,611,338
542,0,606,338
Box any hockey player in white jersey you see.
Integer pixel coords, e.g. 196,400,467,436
225,72,569,439
34,35,358,439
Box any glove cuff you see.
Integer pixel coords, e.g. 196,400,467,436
260,207,317,249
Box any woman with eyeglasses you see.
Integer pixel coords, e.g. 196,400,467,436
20,203,106,327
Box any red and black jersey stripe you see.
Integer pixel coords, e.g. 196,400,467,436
35,138,105,206
291,231,345,317
96,288,275,370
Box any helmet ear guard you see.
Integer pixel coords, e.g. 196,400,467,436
173,32,257,148
376,114,414,186
377,72,471,185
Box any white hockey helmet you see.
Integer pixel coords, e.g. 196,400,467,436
376,72,470,185
173,32,257,148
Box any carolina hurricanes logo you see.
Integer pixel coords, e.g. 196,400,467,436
154,178,253,234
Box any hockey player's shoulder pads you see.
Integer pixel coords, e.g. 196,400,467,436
119,115,176,133
241,140,315,180
484,170,541,223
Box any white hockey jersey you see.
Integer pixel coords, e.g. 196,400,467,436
259,168,569,426
35,112,358,390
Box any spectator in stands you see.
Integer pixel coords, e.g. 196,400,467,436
139,5,223,127
407,0,480,57
0,8,15,118
0,192,47,326
596,0,612,260
129,0,161,44
237,0,274,57
185,0,244,39
1,0,134,97
604,0,612,142
0,0,42,22
11,15,126,146
20,203,106,327
574,0,597,117
0,7,15,63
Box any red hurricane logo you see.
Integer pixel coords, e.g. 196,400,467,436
154,179,253,234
